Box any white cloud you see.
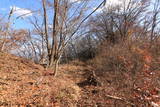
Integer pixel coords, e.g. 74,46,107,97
105,0,123,7
105,0,134,8
10,6,32,18
70,0,81,3
48,24,53,29
94,0,123,13
95,0,139,13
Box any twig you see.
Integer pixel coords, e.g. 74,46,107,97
105,94,135,106
63,0,106,49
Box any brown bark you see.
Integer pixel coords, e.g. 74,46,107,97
48,0,59,77
42,0,50,60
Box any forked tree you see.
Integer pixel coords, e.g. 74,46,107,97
39,0,106,76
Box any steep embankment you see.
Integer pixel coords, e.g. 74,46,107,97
0,52,81,106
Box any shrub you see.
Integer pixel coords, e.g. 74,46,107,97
89,39,160,106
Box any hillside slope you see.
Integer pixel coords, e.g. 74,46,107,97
0,52,81,106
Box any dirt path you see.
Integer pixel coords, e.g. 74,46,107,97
59,65,115,107
60,64,160,107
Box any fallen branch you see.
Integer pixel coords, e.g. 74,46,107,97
105,94,135,106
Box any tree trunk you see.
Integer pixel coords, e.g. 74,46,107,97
48,53,60,77
52,60,59,77
42,0,49,54
47,0,59,76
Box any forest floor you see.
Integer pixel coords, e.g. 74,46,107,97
0,52,160,107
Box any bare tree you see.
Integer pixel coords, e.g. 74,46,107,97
0,8,14,51
12,0,106,76
36,0,106,76
89,0,149,44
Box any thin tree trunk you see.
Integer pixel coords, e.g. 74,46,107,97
42,0,50,65
52,59,59,76
0,8,13,51
48,0,59,77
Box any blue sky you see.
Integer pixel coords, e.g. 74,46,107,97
0,0,42,29
0,0,103,29
0,0,155,29
0,0,41,12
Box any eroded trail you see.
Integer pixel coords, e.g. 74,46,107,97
60,63,160,107
59,64,121,107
